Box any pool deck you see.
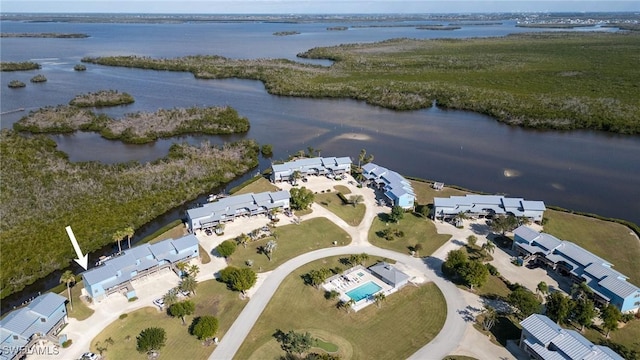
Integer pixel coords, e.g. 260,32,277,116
322,265,395,312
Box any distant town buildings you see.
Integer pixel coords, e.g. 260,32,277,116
361,163,416,209
433,194,546,222
0,293,68,360
519,314,624,360
185,190,290,233
270,157,352,183
81,235,199,302
513,225,640,313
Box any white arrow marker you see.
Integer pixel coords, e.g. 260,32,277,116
65,225,88,270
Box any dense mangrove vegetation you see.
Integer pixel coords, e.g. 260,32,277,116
69,90,134,107
14,105,250,144
7,80,26,88
1,61,41,71
83,32,640,134
0,129,260,298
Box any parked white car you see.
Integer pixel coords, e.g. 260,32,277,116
81,352,98,360
153,298,164,308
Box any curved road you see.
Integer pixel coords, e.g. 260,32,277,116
210,191,468,359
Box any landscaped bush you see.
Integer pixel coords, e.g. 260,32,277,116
62,339,72,348
128,296,138,302
119,313,128,320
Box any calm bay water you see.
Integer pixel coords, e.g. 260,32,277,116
0,17,638,311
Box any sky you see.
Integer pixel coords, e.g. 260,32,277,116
1,0,639,14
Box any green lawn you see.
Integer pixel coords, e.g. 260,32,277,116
235,256,447,360
582,319,640,356
90,279,247,360
544,210,640,285
368,212,451,257
227,217,351,272
231,176,279,195
314,191,366,226
148,222,187,244
410,179,467,206
61,280,94,321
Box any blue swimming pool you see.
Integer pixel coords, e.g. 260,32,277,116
346,281,382,302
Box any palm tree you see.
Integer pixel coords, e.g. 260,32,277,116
236,233,250,248
373,292,386,308
265,240,277,261
163,288,178,307
188,264,200,279
180,276,198,296
350,194,364,207
291,170,302,184
176,262,188,278
453,212,468,227
481,241,496,255
345,299,356,313
124,226,134,249
112,230,123,253
60,270,75,311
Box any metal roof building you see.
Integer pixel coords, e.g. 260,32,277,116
81,235,199,302
271,157,352,182
433,194,546,222
519,314,623,360
513,225,640,313
0,293,67,360
369,262,410,288
186,190,290,232
362,163,415,209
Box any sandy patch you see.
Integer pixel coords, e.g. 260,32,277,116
334,132,372,141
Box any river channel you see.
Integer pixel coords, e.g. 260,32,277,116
1,16,638,312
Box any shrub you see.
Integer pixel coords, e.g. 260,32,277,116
216,240,237,258
8,80,25,88
128,296,138,302
30,74,47,83
261,144,273,156
119,313,128,320
136,327,166,353
62,339,72,348
191,315,219,340
485,263,500,276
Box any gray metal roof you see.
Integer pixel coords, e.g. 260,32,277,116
82,235,198,288
598,276,640,299
0,292,67,359
521,314,623,360
272,157,352,176
369,262,410,286
514,225,542,242
187,190,290,228
362,163,415,205
434,195,545,217
514,226,639,310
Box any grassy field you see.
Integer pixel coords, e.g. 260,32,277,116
583,319,640,356
227,217,352,272
410,180,467,206
231,176,279,195
61,280,94,321
235,256,447,360
368,212,451,257
543,210,640,285
314,191,366,226
90,279,246,360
